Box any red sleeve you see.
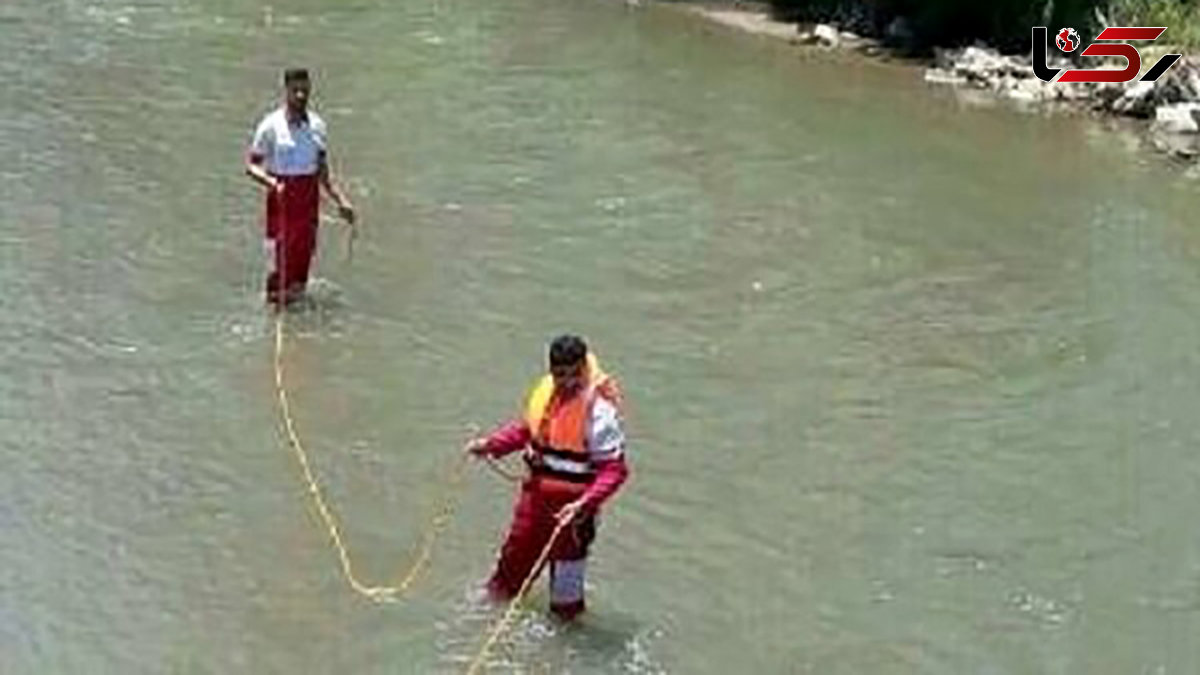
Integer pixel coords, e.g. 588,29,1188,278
483,419,531,458
582,456,629,512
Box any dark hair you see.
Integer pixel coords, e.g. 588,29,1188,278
283,68,310,85
548,334,588,368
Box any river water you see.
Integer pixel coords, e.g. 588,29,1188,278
5,0,1200,672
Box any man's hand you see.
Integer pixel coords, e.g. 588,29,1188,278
337,199,356,225
245,157,282,195
463,437,491,458
555,498,588,526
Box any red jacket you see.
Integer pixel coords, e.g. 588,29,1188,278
481,419,629,513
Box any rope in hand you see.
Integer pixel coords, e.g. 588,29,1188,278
273,312,471,603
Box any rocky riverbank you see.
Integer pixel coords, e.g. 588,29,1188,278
686,3,1200,161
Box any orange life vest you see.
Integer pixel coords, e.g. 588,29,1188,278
523,353,623,492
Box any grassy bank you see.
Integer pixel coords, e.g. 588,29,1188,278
764,0,1200,52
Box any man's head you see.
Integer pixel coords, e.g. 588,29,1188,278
283,68,311,115
548,334,588,395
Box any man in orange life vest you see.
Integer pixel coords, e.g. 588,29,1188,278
245,68,355,307
465,335,631,621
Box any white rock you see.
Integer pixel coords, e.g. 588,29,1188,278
795,25,820,45
1151,130,1200,158
958,46,1007,73
813,24,840,47
1152,103,1200,134
1111,80,1159,117
1006,83,1039,103
925,68,967,86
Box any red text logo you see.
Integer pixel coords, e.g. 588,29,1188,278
1032,26,1182,83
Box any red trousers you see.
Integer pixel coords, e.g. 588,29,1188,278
487,479,596,620
265,174,320,304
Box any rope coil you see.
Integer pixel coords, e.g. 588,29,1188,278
271,188,567,666
273,314,469,602
274,312,558,670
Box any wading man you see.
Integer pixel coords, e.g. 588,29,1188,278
465,334,631,621
245,68,355,307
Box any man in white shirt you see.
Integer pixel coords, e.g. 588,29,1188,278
245,68,355,307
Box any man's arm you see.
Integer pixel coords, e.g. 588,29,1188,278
317,152,355,224
246,154,280,192
581,456,629,513
245,119,280,192
580,395,629,512
465,419,531,458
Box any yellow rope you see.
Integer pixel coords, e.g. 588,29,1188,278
464,520,568,675
274,307,569,671
483,455,523,484
272,313,468,602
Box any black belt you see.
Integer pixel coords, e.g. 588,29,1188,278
526,444,595,484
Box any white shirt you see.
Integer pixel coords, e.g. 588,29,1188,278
248,107,327,176
585,396,625,462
